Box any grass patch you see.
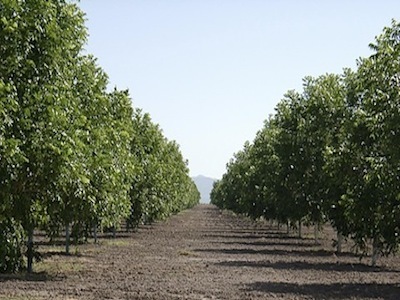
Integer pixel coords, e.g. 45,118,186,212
39,245,65,253
35,260,84,275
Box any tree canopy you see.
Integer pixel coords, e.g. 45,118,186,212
0,0,199,273
211,20,400,266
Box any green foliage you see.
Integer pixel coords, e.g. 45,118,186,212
0,0,199,272
0,218,25,273
0,0,88,271
212,20,400,263
128,110,199,227
327,20,400,257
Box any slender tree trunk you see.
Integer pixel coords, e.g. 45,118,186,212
314,224,319,244
65,223,70,255
27,229,34,273
112,225,116,239
372,238,379,267
298,220,302,238
287,220,290,234
93,224,98,244
337,231,343,253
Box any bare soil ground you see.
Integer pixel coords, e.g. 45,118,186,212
0,204,399,299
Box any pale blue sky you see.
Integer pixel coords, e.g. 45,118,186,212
79,0,400,179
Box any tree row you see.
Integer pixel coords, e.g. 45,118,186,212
211,20,400,266
0,0,200,273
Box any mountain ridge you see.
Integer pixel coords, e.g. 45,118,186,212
192,175,216,204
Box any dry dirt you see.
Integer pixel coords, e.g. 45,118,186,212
0,204,399,299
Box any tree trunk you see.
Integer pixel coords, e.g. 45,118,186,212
314,224,319,244
65,223,70,255
27,229,34,273
337,231,343,253
126,219,129,232
372,238,379,267
298,220,302,238
112,225,116,239
286,220,290,234
93,224,98,244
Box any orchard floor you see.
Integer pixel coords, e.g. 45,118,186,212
1,204,399,300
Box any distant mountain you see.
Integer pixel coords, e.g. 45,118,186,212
192,175,216,204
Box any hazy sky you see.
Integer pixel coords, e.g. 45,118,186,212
79,1,400,179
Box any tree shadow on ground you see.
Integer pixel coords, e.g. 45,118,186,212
0,271,57,282
97,233,134,239
195,247,356,258
243,281,400,299
215,240,319,248
40,251,83,259
217,260,398,273
201,229,289,236
36,240,71,246
203,233,309,241
36,234,134,248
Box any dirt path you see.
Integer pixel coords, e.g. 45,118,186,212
1,204,399,299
